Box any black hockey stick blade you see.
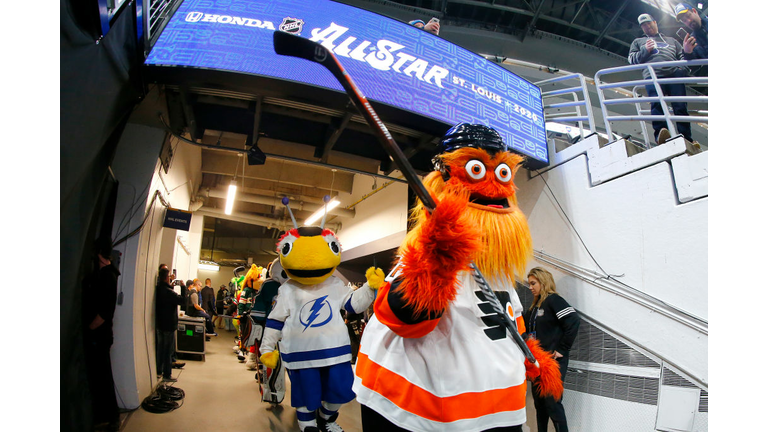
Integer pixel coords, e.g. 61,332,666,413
274,29,333,68
273,31,436,212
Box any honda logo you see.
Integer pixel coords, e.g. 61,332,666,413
185,12,203,22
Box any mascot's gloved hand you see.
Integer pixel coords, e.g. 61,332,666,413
524,337,564,400
260,350,280,369
422,184,482,259
365,267,385,290
398,183,484,313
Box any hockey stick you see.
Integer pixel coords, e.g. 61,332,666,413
273,31,538,367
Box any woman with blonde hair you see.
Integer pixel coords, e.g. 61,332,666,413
525,267,580,432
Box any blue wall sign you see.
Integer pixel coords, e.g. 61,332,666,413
163,208,192,231
145,0,548,165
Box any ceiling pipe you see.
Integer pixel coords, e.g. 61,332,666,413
205,189,355,218
196,206,341,232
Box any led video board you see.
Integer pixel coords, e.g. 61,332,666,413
145,0,548,165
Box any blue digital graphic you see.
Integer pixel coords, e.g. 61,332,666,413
145,0,548,164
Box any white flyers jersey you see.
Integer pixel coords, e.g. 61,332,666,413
353,271,528,432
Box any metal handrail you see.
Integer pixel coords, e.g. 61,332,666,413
594,59,708,143
632,86,653,149
536,73,596,141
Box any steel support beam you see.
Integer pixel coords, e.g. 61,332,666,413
521,0,547,42
320,112,353,164
593,0,631,46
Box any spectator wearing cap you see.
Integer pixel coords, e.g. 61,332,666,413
408,18,440,35
676,3,707,59
628,13,695,146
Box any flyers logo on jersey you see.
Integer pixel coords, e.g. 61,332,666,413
299,295,333,332
475,290,513,341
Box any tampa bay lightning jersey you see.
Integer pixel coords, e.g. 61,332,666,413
264,275,374,369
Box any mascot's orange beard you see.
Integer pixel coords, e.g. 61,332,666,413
400,170,533,284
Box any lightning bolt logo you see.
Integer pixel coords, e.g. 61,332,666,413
299,295,332,332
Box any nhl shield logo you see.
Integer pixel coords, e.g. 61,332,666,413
279,17,304,35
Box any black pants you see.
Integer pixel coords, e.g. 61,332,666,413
156,330,175,378
84,341,119,425
645,70,692,142
361,404,522,432
190,310,215,334
532,356,569,432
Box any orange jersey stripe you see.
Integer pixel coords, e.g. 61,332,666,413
356,352,527,422
374,281,440,339
516,315,526,335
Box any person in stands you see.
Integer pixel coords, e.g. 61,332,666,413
409,18,440,35
628,13,698,148
524,267,580,432
675,3,707,59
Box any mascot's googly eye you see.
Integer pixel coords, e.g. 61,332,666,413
328,240,340,255
465,160,486,180
277,233,298,257
495,163,512,183
322,233,341,256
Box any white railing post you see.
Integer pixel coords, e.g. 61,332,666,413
632,86,653,149
647,66,678,137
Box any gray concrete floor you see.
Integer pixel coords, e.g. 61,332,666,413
119,325,546,431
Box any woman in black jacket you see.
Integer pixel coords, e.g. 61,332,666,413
524,267,580,432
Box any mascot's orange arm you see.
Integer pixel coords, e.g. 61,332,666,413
397,187,483,314
525,337,564,400
373,281,442,338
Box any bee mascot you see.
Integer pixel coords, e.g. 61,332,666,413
259,225,385,432
353,124,563,432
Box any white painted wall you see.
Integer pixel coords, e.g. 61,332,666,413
515,136,707,384
108,125,202,408
336,172,409,252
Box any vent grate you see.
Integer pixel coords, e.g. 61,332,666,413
565,368,659,405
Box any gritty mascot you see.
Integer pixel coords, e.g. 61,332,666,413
353,123,563,432
259,226,385,432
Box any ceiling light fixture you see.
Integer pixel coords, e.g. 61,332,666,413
199,262,220,272
304,198,340,226
225,180,237,215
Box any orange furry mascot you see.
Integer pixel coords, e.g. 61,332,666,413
353,123,562,432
